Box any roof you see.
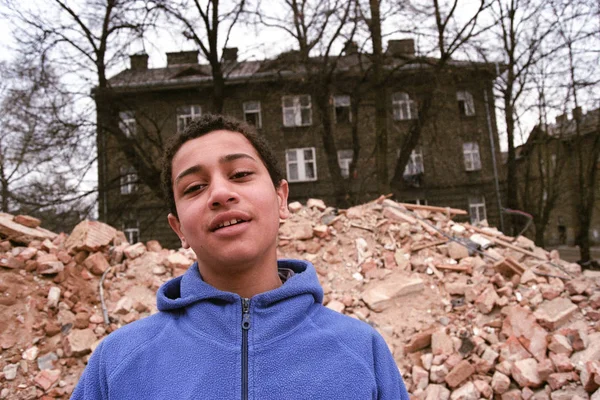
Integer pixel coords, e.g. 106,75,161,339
106,52,501,93
548,108,600,137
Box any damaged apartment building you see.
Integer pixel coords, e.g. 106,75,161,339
94,39,505,247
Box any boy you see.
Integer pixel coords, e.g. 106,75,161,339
72,114,409,399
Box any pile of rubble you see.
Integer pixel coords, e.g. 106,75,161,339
0,197,599,399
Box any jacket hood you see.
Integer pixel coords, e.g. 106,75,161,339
157,259,324,312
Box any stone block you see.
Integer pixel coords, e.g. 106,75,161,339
84,252,110,276
425,384,450,400
361,273,423,312
534,297,578,331
512,358,542,388
450,381,479,400
63,328,97,357
445,360,474,388
65,220,116,252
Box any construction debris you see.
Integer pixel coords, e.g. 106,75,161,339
0,197,599,399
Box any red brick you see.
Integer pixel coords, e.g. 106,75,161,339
65,220,117,252
444,360,474,388
84,252,110,275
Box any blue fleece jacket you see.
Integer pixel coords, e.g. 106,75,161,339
71,259,409,399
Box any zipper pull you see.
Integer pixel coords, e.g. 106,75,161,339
242,298,251,330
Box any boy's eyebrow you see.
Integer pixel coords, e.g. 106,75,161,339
174,153,258,184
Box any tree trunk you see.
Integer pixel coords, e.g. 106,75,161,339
369,0,389,195
314,89,349,207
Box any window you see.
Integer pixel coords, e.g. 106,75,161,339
337,149,353,178
123,223,139,244
286,148,317,182
120,167,138,195
403,147,424,176
457,91,475,116
119,111,136,137
463,142,481,171
392,92,417,120
469,196,487,224
243,101,262,128
177,105,201,133
333,95,351,123
282,95,312,127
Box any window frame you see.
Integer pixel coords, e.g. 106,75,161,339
468,196,487,224
392,92,417,121
119,111,136,138
463,142,482,171
177,105,202,133
286,147,318,182
457,90,476,116
337,149,353,178
120,166,138,195
333,95,351,124
243,101,262,128
403,147,425,176
282,95,312,127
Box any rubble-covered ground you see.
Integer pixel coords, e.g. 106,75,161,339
0,198,599,400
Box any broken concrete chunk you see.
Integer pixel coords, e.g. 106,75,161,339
534,297,578,331
65,220,117,252
361,274,424,312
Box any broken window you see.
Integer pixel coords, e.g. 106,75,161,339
243,101,262,128
286,147,317,182
282,95,312,127
120,166,138,195
177,105,201,133
333,95,351,123
403,147,424,176
457,91,475,116
392,92,417,120
469,196,487,224
337,149,353,178
119,111,136,138
463,142,481,171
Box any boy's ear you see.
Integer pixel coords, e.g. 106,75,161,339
167,213,189,249
276,179,290,220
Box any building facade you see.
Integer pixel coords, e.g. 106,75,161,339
516,108,600,246
96,40,505,248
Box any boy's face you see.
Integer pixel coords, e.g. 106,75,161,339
167,130,289,269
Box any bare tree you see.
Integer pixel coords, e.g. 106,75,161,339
256,0,359,205
386,0,492,190
152,0,249,113
489,0,561,234
0,58,94,229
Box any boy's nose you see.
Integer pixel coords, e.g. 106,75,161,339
208,178,239,209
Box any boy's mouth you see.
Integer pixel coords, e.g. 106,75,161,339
213,218,247,231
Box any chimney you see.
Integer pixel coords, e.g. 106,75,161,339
387,39,415,57
166,51,199,66
130,53,149,71
555,113,568,124
573,106,583,121
343,41,359,55
222,47,238,62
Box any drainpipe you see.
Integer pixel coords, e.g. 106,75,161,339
484,87,505,232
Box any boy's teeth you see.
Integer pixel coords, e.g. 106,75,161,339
218,219,241,229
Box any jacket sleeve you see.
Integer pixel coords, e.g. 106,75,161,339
373,333,410,400
70,341,109,400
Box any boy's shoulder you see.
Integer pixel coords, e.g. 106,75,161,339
93,311,176,366
311,303,386,347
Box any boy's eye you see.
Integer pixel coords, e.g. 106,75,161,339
232,171,253,179
183,184,205,195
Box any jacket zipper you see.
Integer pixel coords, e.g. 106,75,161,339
241,298,251,400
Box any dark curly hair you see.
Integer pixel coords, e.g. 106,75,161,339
161,114,284,217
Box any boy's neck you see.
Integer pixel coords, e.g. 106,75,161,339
198,260,283,298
